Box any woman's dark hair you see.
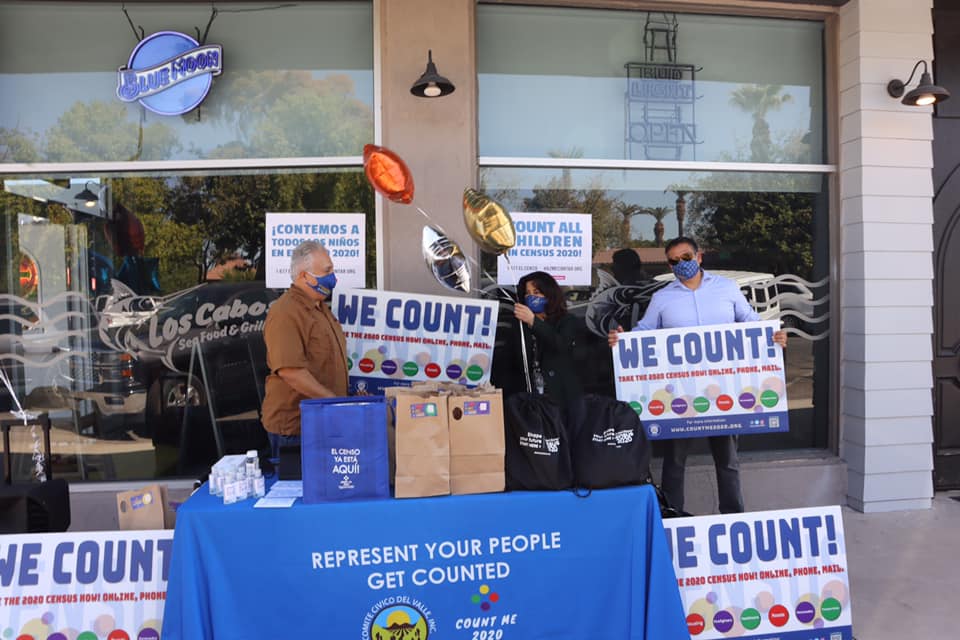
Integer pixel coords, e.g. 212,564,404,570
517,271,567,321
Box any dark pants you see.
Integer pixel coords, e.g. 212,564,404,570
661,435,744,514
267,432,301,462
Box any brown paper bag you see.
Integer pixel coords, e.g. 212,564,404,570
389,390,450,498
447,389,505,495
117,484,175,530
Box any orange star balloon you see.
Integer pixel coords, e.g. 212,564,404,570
363,144,414,204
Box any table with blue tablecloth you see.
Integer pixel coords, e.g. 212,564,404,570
162,484,687,640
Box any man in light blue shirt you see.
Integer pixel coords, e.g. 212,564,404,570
609,237,787,513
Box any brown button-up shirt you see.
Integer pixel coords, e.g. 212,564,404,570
262,285,348,436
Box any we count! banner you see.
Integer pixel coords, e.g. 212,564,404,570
666,506,852,640
331,289,499,395
613,320,789,439
0,530,173,640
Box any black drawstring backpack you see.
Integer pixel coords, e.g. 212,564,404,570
503,393,574,491
571,394,651,490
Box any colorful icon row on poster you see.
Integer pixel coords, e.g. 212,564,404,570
630,390,781,416
686,597,843,635
349,357,485,382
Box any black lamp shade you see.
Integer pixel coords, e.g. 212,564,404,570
902,72,950,106
887,61,951,107
411,50,455,98
75,186,99,207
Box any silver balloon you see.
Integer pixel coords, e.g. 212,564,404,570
422,225,471,293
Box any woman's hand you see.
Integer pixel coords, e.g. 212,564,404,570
773,330,788,347
607,325,623,348
513,303,535,327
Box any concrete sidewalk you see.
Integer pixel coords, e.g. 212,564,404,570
843,490,960,639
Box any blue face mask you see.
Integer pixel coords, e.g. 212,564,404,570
671,259,700,281
306,271,337,297
525,294,548,314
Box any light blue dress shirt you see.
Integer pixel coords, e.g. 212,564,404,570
634,270,760,330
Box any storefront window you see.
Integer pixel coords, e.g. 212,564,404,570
478,6,824,164
479,5,831,453
0,169,374,481
0,2,374,162
480,166,831,450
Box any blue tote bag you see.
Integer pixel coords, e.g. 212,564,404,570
300,396,390,503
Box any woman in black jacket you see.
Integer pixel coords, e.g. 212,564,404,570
511,271,582,404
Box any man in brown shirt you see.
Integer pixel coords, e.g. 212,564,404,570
262,240,349,456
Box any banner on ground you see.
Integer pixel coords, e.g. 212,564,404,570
497,213,592,287
665,506,852,640
265,212,366,289
0,529,173,640
613,320,789,439
331,289,499,395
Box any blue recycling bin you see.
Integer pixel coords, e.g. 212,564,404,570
299,396,390,503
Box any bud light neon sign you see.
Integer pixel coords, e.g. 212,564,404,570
117,31,223,116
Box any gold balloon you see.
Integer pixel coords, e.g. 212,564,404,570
422,225,471,293
462,188,516,256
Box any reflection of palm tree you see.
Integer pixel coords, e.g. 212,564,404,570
729,84,793,162
615,203,645,245
644,206,672,246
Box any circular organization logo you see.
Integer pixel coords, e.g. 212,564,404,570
716,394,734,411
648,423,661,437
424,363,442,378
465,364,484,382
363,600,435,640
402,361,419,377
358,358,376,374
670,398,688,414
738,392,757,410
629,400,643,415
117,31,223,116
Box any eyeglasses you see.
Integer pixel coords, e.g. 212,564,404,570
667,254,695,266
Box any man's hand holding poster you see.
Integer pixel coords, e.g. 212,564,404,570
613,320,789,439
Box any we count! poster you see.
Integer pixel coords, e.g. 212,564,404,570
613,320,789,439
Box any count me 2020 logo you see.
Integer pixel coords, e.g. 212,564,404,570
117,31,223,116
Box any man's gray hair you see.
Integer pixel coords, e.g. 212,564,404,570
289,240,328,282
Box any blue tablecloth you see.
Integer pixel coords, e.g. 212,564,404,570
162,485,686,640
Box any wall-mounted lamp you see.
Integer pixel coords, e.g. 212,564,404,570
887,60,950,106
75,182,101,208
410,50,455,98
